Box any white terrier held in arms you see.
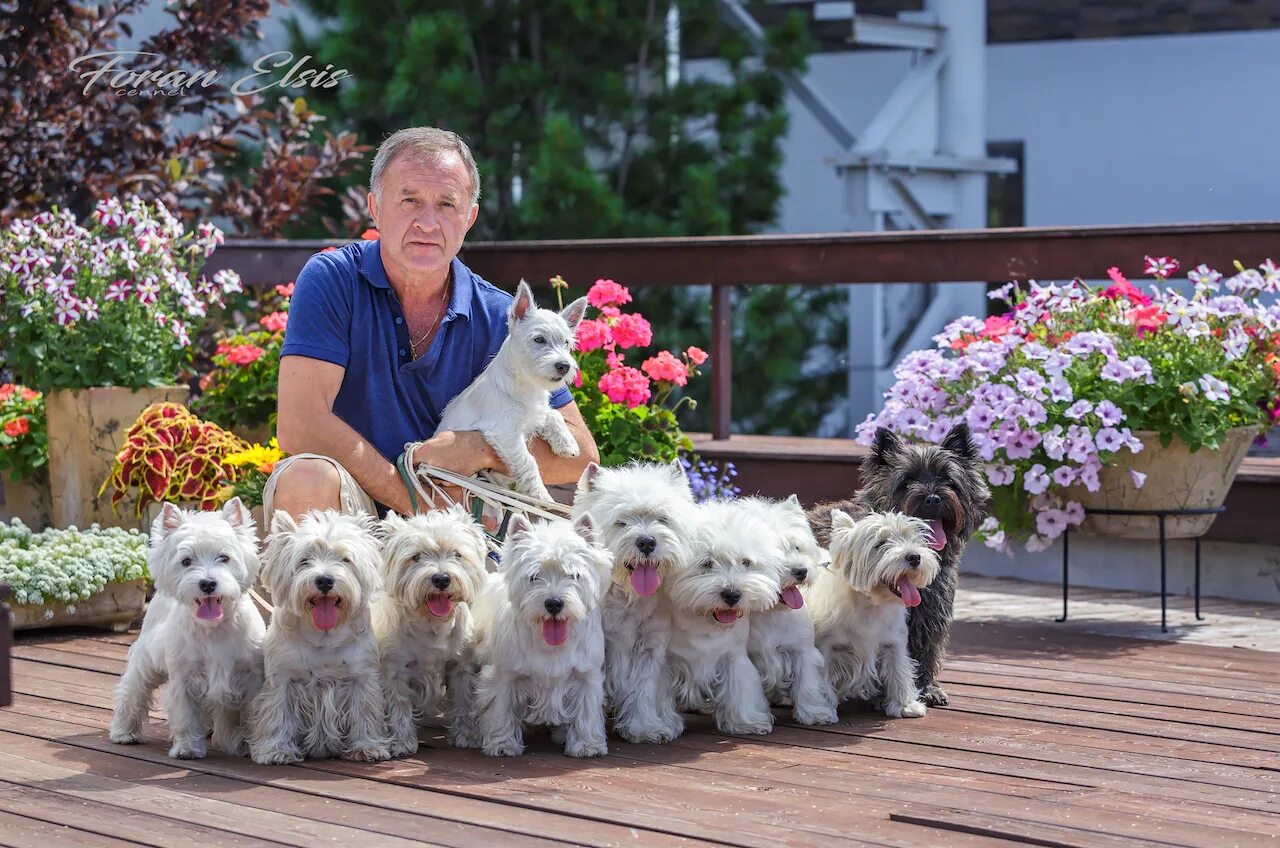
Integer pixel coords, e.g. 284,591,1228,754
571,461,692,744
110,499,266,759
468,514,611,758
249,509,391,764
806,509,939,718
665,500,780,736
436,280,588,502
740,496,839,726
373,505,490,757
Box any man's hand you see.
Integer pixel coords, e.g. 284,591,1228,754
410,430,507,513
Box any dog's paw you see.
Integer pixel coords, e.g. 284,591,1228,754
885,700,927,719
550,726,568,745
168,741,207,760
449,730,483,749
615,723,681,745
483,741,525,757
565,739,608,758
344,744,392,763
551,440,580,459
920,683,949,707
388,738,419,759
251,746,304,766
720,719,774,736
793,707,839,726
109,728,141,745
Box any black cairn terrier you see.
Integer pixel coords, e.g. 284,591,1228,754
807,422,989,706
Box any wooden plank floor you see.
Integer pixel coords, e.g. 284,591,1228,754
2,600,1278,847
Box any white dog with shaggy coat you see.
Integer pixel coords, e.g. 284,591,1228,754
249,509,391,764
665,500,779,736
571,461,692,744
374,505,490,757
467,514,611,758
806,509,939,718
110,498,265,759
436,280,588,502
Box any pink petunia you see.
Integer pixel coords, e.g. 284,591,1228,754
1144,255,1180,278
587,278,632,309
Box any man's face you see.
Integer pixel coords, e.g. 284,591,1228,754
367,151,479,283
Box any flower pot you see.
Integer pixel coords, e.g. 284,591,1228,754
0,470,52,530
45,386,190,530
1067,426,1259,539
9,578,148,632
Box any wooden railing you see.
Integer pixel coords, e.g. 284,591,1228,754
207,221,1280,440
0,582,11,707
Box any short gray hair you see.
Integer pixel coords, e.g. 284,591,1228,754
370,127,481,206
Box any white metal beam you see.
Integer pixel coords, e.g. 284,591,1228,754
849,14,943,50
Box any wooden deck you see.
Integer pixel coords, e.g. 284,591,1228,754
2,604,1278,847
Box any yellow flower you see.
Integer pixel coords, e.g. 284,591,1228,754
224,437,285,470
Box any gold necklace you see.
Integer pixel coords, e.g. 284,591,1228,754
408,278,451,358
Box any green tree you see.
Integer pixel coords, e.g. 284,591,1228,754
292,0,846,435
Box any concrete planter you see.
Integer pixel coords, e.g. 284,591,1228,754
0,470,52,530
45,386,189,530
10,578,148,633
1067,427,1259,539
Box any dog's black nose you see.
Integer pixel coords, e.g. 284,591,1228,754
635,535,657,555
923,494,942,508
544,597,565,616
431,573,452,590
198,578,217,595
720,588,742,607
905,553,921,568
315,575,335,593
554,361,571,375
791,567,808,582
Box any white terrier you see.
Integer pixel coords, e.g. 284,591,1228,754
110,499,265,759
665,501,780,736
806,510,939,719
373,505,490,757
248,509,391,764
437,280,588,501
468,514,611,758
571,461,692,744
740,496,839,726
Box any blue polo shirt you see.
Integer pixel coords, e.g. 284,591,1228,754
280,239,573,464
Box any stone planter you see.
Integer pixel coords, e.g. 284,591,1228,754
45,386,189,530
10,579,148,633
1067,426,1259,539
0,470,52,530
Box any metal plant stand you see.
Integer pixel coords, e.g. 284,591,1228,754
1055,506,1224,633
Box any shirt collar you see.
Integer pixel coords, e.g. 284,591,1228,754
359,240,473,322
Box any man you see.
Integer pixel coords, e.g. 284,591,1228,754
263,127,599,520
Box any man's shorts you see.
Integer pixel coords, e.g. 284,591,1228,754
260,453,379,523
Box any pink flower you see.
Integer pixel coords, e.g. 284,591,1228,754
599,305,621,319
105,279,131,302
1127,304,1165,336
611,313,652,349
685,346,708,366
598,366,651,408
1104,272,1152,306
171,319,190,347
587,278,632,309
261,311,289,333
81,297,100,321
575,319,612,352
275,282,295,298
606,351,626,370
224,344,265,366
1106,266,1128,287
1144,256,1180,278
642,351,689,386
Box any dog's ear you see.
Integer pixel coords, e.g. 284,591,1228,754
507,513,534,539
510,280,535,322
560,295,588,332
575,461,601,497
572,513,595,544
220,497,255,536
377,510,405,539
869,427,902,467
269,509,298,537
940,420,979,464
783,494,805,515
668,459,693,492
150,502,185,544
830,509,857,531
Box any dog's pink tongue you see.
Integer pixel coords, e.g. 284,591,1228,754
896,577,922,608
630,564,661,596
542,618,569,646
781,586,804,609
713,609,738,624
928,519,947,551
311,597,340,631
195,598,222,621
426,594,453,617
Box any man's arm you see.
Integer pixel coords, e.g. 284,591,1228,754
276,356,428,515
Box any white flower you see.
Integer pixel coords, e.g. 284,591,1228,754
1199,375,1230,403
1025,534,1050,553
